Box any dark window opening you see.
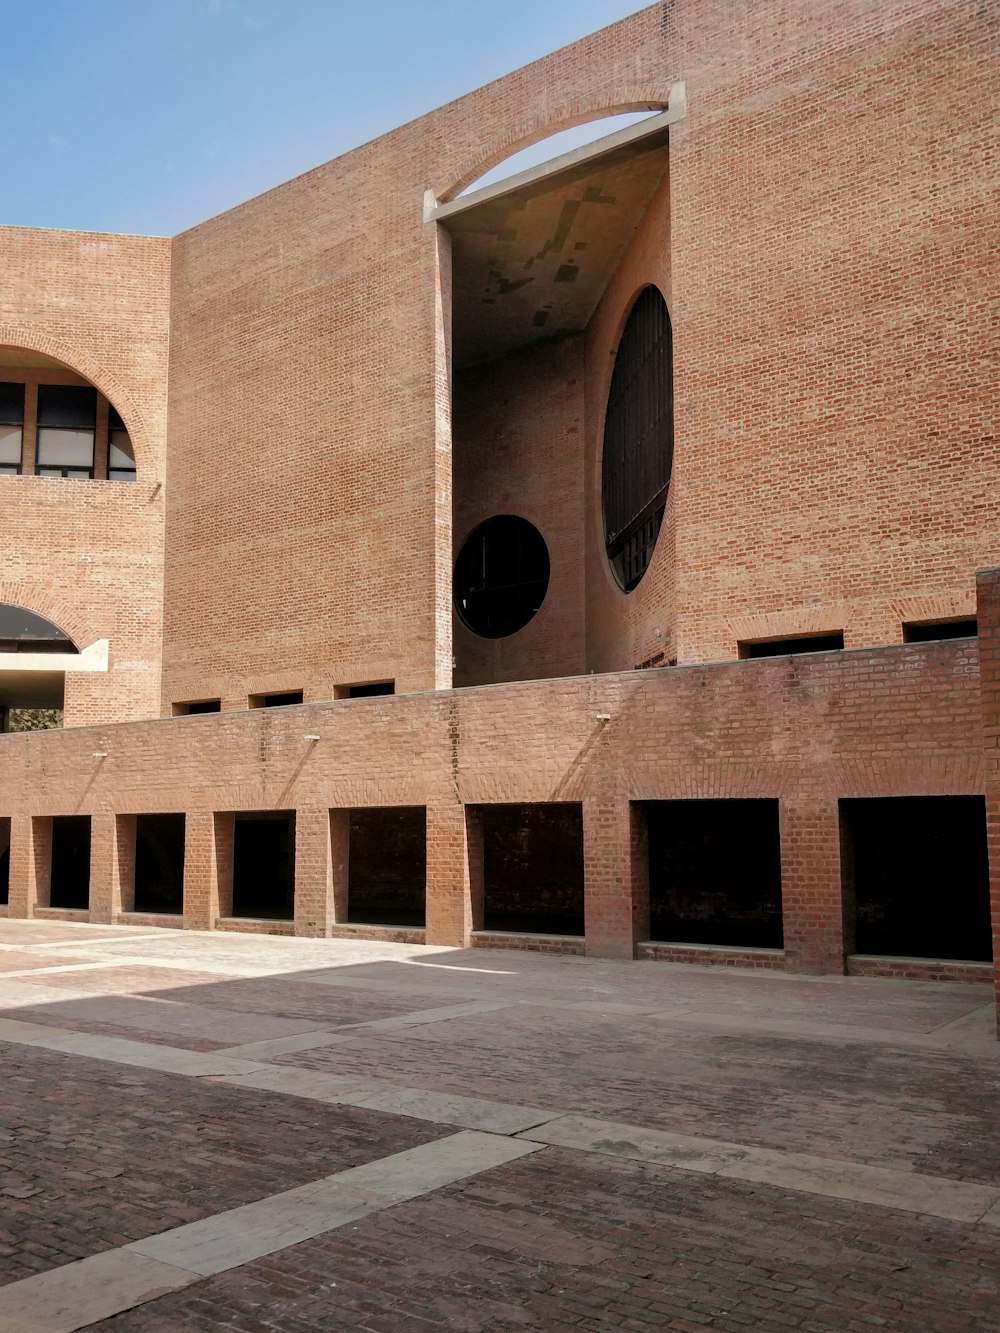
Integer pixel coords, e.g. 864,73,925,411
249,691,304,708
0,817,10,905
231,811,295,920
454,514,550,639
36,385,96,479
346,681,395,699
0,604,78,655
840,797,991,962
107,405,136,481
0,382,25,475
601,285,674,592
903,620,977,643
50,815,91,910
134,814,185,915
347,807,426,926
174,699,222,715
479,803,584,935
644,799,783,948
739,633,844,659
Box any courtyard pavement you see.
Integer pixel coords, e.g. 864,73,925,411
0,920,997,1332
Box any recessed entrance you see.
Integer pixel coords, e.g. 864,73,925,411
50,815,91,910
840,797,991,961
134,814,185,915
475,803,585,935
231,811,295,920
346,807,426,926
642,800,783,948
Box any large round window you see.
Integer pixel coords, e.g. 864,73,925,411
601,285,674,591
454,515,550,639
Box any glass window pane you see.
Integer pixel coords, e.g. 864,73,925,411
37,427,94,467
0,382,25,424
0,464,19,476
0,425,21,465
109,429,134,468
108,469,136,482
37,385,96,429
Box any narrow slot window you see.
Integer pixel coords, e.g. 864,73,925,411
0,382,25,476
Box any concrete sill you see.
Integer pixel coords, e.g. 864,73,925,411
472,930,585,956
215,916,295,936
847,954,993,984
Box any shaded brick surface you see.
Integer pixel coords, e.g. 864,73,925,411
94,1149,1000,1332
0,1041,444,1286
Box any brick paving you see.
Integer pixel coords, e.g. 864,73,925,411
94,1150,1000,1332
0,1041,444,1286
0,921,997,1331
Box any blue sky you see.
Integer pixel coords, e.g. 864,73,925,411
0,0,646,236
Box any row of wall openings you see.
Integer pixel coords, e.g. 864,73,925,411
0,382,135,480
172,683,395,715
738,620,977,659
5,798,990,961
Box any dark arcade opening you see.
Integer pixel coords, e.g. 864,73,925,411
134,813,185,915
643,799,784,948
0,817,9,904
231,811,295,920
480,803,585,935
347,807,426,926
840,796,992,961
50,815,91,910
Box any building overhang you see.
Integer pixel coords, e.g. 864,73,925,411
429,96,684,368
0,638,108,708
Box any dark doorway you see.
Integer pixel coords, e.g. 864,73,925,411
0,817,9,904
644,800,783,947
50,815,91,909
347,807,426,926
480,803,584,935
232,812,295,920
134,814,185,915
840,797,991,961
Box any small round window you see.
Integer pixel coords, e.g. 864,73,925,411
601,285,674,591
454,515,550,639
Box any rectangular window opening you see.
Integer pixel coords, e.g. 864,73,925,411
0,816,10,905
840,796,991,962
345,807,426,927
902,620,978,643
643,799,783,948
231,811,295,920
50,815,91,910
134,813,185,915
0,381,25,475
336,681,396,700
249,691,304,708
739,633,844,660
173,700,222,715
36,385,96,478
476,802,584,936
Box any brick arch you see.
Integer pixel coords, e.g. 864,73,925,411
0,325,152,479
437,90,670,203
0,584,98,652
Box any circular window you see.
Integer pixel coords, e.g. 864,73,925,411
454,515,550,639
601,285,674,591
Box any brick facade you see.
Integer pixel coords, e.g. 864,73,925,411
0,3,997,1025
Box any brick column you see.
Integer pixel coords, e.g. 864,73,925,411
329,809,350,925
583,796,640,960
88,813,120,923
975,569,1000,1036
425,801,473,946
7,815,49,917
183,812,231,929
294,806,333,936
779,797,845,973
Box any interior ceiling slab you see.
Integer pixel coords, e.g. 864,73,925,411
0,670,64,708
443,131,669,369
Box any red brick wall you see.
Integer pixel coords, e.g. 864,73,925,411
0,637,987,975
0,226,170,724
975,569,1000,1030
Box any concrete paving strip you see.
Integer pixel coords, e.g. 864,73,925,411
212,1066,398,1102
130,1131,543,1276
335,998,517,1031
523,1115,1000,1224
0,1250,197,1333
214,1027,356,1059
651,1007,1000,1053
0,1016,270,1078
351,1086,562,1135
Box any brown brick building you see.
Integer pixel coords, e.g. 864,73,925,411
0,2,998,1027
